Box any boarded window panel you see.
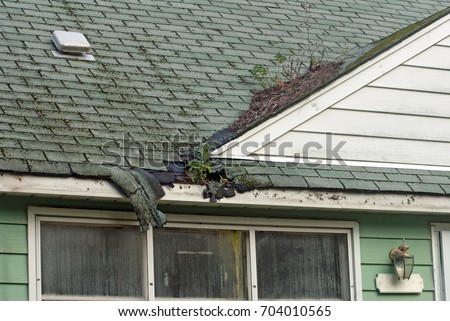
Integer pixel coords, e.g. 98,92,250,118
153,228,248,299
40,222,145,298
256,231,350,300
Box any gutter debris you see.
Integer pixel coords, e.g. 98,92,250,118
202,180,236,202
232,61,342,132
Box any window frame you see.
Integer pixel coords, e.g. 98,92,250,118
431,223,450,301
28,207,363,301
29,214,150,301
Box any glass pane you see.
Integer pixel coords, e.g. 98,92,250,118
41,222,145,298
153,228,248,299
256,231,350,300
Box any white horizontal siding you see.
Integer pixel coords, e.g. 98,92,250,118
253,132,450,166
332,87,450,118
405,45,450,70
438,35,450,46
295,109,450,142
370,65,450,93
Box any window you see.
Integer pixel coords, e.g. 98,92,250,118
432,224,450,301
153,228,248,299
40,221,146,300
29,213,148,301
255,231,350,300
28,207,362,301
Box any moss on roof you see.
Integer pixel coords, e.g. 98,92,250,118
343,6,450,72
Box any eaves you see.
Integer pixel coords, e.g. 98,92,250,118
2,173,450,215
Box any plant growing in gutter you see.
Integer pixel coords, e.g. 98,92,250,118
187,141,219,183
186,142,239,202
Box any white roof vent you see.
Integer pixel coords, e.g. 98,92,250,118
51,30,95,61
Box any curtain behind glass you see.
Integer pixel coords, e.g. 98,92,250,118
153,228,248,299
41,222,145,298
256,231,350,300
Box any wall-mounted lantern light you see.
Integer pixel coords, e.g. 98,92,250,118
376,239,422,293
389,239,414,280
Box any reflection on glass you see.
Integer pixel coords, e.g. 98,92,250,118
41,222,145,298
153,228,248,299
256,231,350,300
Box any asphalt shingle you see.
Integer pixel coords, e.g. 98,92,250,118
27,160,72,175
317,169,354,179
374,181,413,192
340,179,379,191
352,171,388,181
419,175,450,184
305,176,344,190
269,175,308,188
227,161,450,195
408,183,445,194
386,173,421,183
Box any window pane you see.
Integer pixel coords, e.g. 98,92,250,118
40,222,145,298
153,228,248,299
256,231,350,300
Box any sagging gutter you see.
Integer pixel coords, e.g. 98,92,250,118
1,173,450,215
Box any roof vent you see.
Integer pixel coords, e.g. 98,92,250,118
51,30,95,61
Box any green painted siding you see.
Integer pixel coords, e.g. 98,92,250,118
0,202,27,224
1,194,450,301
0,198,29,300
0,284,28,301
362,290,434,301
357,214,433,239
0,254,28,283
360,238,432,265
0,224,27,254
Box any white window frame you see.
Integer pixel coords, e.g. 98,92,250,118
431,223,450,301
28,207,363,301
28,209,150,301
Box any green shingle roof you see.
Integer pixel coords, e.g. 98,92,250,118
226,162,450,195
1,0,450,195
